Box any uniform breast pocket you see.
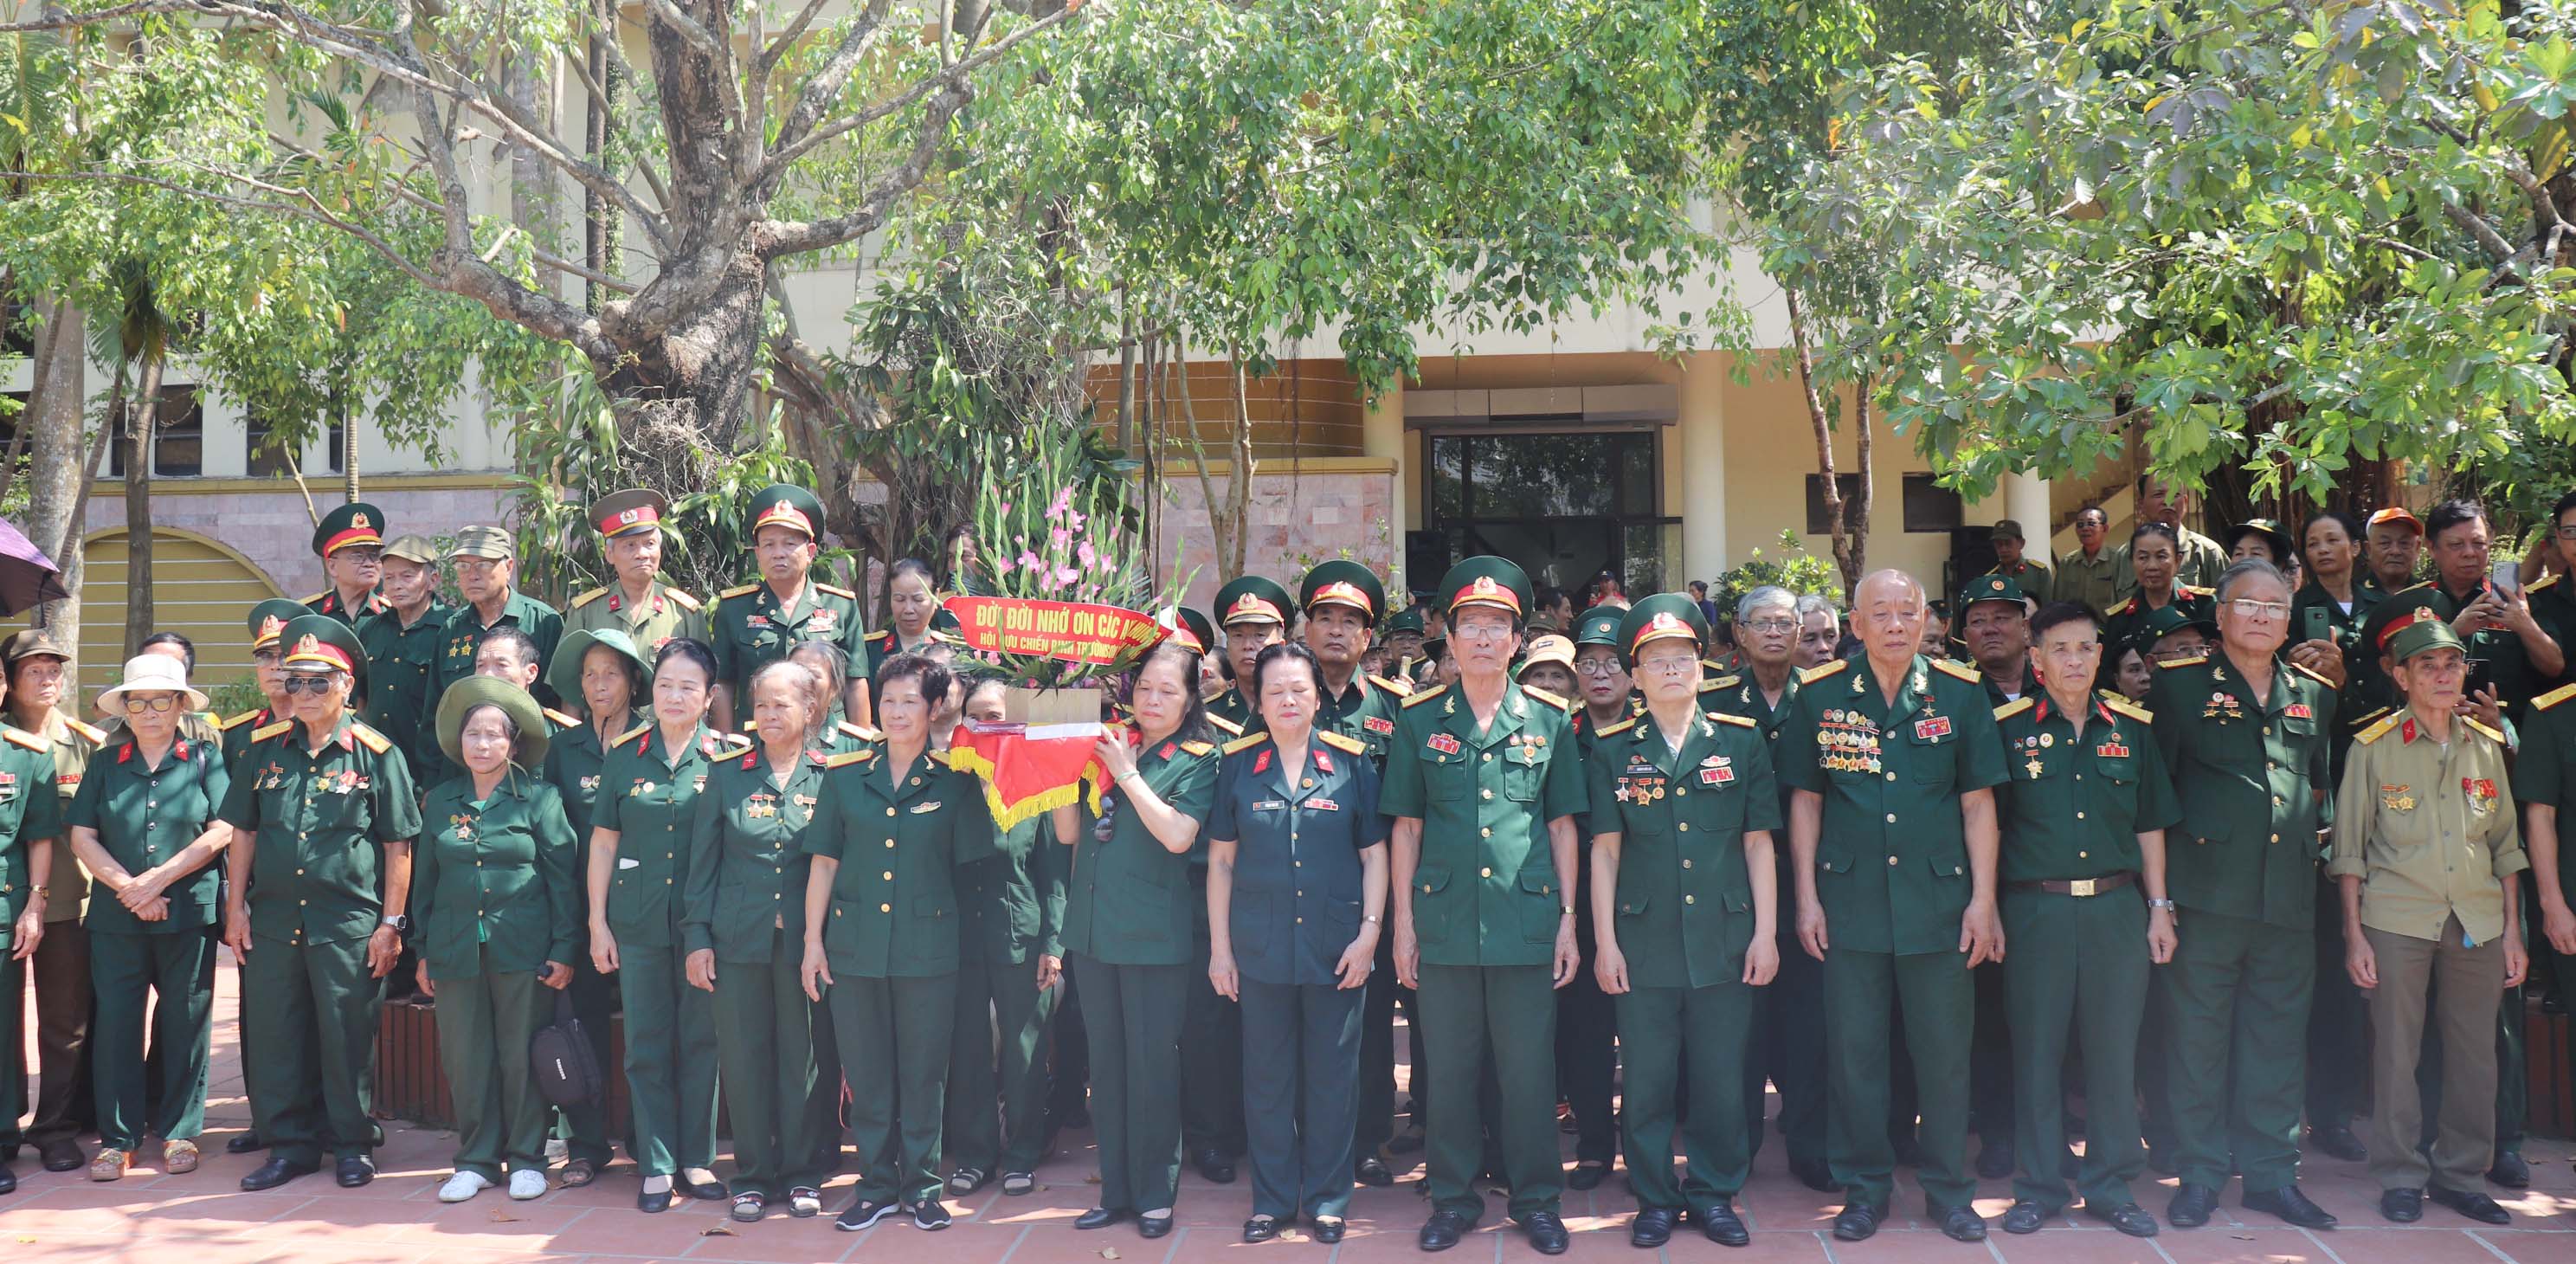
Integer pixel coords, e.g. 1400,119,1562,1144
1907,727,1956,786
1504,746,1544,801
1426,753,1469,801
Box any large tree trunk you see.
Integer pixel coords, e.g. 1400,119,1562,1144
122,356,159,656
23,300,86,661
1787,286,1867,599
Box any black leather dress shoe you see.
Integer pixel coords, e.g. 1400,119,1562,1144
1693,1200,1749,1247
2242,1184,2336,1229
1787,1157,1836,1192
1138,1212,1175,1239
225,1132,267,1156
1073,1207,1132,1230
1936,1204,1987,1241
1831,1203,1884,1241
1630,1207,1678,1248
1193,1147,1236,1183
1975,1137,2016,1180
1355,1155,1394,1186
2428,1184,2512,1224
240,1157,317,1191
639,1184,675,1214
335,1154,375,1187
2168,1183,2218,1228
2086,1203,2158,1237
2002,1200,2049,1234
1567,1160,1607,1190
1242,1216,1284,1243
684,1175,730,1201
2488,1151,2530,1189
0,1161,16,1196
38,1138,84,1172
2305,1124,2367,1163
1419,1209,1475,1251
1517,1210,1569,1255
1314,1217,1346,1244
2381,1187,2424,1222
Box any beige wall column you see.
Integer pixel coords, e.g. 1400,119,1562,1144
2006,468,2051,542
1678,351,1728,584
1362,379,1410,582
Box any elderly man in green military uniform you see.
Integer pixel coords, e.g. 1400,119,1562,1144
220,616,422,1191
1991,602,2181,1239
2,628,105,1175
303,501,390,627
1587,595,1780,1248
1207,575,1293,739
709,483,869,732
1386,606,1429,682
1982,520,2053,607
1777,570,2006,1244
2334,610,2525,1227
0,661,64,1196
561,488,706,664
1557,606,1637,1194
2057,506,2122,616
1955,571,2037,1178
363,536,452,777
1382,556,1587,1256
429,526,564,714
2147,558,2341,1230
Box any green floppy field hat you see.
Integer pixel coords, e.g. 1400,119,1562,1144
436,675,550,770
548,629,655,712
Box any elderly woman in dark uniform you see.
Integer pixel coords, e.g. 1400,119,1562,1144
589,638,741,1211
684,659,833,1222
1205,642,1387,1243
1064,642,1221,1240
415,676,578,1203
0,664,64,1196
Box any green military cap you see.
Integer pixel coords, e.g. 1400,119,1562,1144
1214,575,1294,629
449,524,515,560
246,598,308,653
435,674,550,770
2361,585,2447,659
1960,572,2025,611
1433,555,1534,623
277,614,367,690
380,534,440,565
312,501,387,558
1573,606,1626,648
549,629,654,708
590,487,669,540
1988,519,2027,542
1161,607,1217,655
747,484,825,542
0,627,69,664
1299,560,1386,624
2131,602,2218,653
1517,634,1575,677
1615,592,1709,667
2382,604,2463,664
1386,606,1427,636
2229,518,2295,562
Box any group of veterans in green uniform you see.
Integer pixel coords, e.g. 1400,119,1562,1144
1,479,2569,1254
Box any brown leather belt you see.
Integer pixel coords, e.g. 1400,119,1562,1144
2006,871,2137,898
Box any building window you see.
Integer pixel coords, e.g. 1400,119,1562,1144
103,385,203,477
1418,429,1680,596
246,412,299,477
325,416,345,474
1804,474,1864,535
1902,472,1963,532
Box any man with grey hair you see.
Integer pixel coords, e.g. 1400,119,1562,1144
1794,594,1841,671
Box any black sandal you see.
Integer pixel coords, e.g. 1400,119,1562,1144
559,1158,599,1188
1001,1171,1035,1196
731,1192,767,1222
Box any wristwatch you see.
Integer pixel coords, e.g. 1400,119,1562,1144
380,914,411,934
29,884,48,899
2146,898,2176,912
1561,906,1578,918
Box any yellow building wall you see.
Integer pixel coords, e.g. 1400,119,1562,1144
1713,351,1950,592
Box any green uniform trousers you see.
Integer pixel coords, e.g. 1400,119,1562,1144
2366,919,2503,1192
434,956,551,1179
0,956,23,1148
944,958,1059,1177
2000,890,2149,1212
1415,963,1561,1221
1182,881,1246,1158
1072,956,1187,1212
1239,977,1363,1221
1355,936,1401,1158
1617,980,1754,1209
242,936,381,1166
710,930,827,1198
829,973,956,1205
1748,907,1827,1167
614,942,720,1178
1824,948,1975,1210
2306,872,2368,1134
551,957,617,1167
90,929,216,1150
2159,908,2311,1194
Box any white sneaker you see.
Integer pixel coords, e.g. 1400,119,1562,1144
509,1169,550,1200
439,1171,493,1203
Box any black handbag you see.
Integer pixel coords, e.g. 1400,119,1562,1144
530,990,602,1107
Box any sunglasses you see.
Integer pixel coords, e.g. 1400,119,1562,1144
281,674,341,696
119,694,181,713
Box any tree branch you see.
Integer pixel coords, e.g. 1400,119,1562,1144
768,0,898,158
757,0,834,77
0,166,448,290
758,1,1073,181
755,81,969,257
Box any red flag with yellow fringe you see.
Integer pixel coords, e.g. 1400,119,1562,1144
945,719,1115,830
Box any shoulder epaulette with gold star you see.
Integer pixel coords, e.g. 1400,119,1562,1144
2534,683,2576,713
3,726,45,751
1707,711,1755,729
2156,655,2209,669
837,720,881,744
568,587,609,610
251,719,294,743
814,582,857,601
300,590,328,605
1930,659,1981,684
1702,674,1742,692
2181,584,2215,598
1317,729,1368,755
1178,739,1216,757
2289,661,2335,687
1402,684,1450,709
2354,712,2405,745
1798,659,1850,686
1597,716,1638,737
611,723,651,749
1368,673,1414,697
864,629,893,646
1993,697,2036,722
2344,705,2392,730
718,583,761,600
218,709,264,732
1206,713,1245,737
349,722,391,754
1521,685,1574,713
664,587,701,610
827,748,874,768
2466,718,2508,745
2103,696,2154,725
1221,732,1270,756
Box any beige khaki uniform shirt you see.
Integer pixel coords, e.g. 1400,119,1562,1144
2329,706,2528,945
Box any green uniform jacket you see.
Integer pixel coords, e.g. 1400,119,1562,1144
593,723,746,948
1706,672,1804,823
216,714,423,946
1204,729,1387,988
1774,655,2008,956
2331,707,2526,945
540,711,631,845
708,579,867,701
429,590,565,707
24,711,103,923
2146,654,2336,929
361,601,452,777
807,745,999,977
218,707,280,771
1207,687,1257,741
1380,682,1588,969
2113,525,2230,597
2100,587,2218,657
681,744,830,962
1059,732,1220,966
2515,683,2576,906
558,581,705,663
1982,558,2054,607
2292,579,2386,753
956,809,1068,966
305,588,390,628
1990,693,2181,881
2054,546,2122,618
1317,673,1410,765
412,768,579,979
0,727,65,946
66,734,231,932
861,628,950,680
1586,709,1781,990
817,718,879,758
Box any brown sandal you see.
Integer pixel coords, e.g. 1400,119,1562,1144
559,1158,598,1188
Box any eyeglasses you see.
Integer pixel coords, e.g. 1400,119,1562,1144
2229,598,2291,620
119,694,179,713
280,674,340,696
252,649,282,666
1741,619,1796,634
2554,526,2576,540
1452,622,1515,642
1635,657,1699,675
1573,659,1625,676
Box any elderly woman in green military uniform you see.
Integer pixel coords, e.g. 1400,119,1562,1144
1204,641,1388,1243
1988,602,2182,1240
1062,640,1221,1240
538,628,655,1188
412,676,578,1203
64,656,235,1181
218,616,422,1193
1585,596,1780,1249
0,664,64,1196
587,637,741,1212
790,642,876,753
2102,522,2218,655
797,653,1001,1233
708,484,871,732
862,558,963,677
683,659,835,1222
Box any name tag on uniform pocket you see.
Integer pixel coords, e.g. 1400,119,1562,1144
618,857,641,870
1253,800,1286,811
1308,798,1341,811
910,801,943,814
1914,716,1952,741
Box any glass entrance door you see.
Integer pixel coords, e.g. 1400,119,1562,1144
1419,429,1678,597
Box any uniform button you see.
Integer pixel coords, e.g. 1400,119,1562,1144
1483,753,1493,763
1676,788,1687,797
1481,867,1494,878
2263,726,2272,736
1302,778,1313,789
1884,771,1896,782
886,808,897,817
1681,859,1693,869
1294,861,1302,867
1295,917,1304,925
1887,856,1899,867
2270,834,2280,843
1480,789,1493,800
1678,822,1690,833
1684,894,1696,905
2078,851,2089,859
296,868,306,875
1480,827,1492,838
1884,813,1896,823
886,841,895,848
880,903,892,913
882,872,893,880
2075,812,2085,820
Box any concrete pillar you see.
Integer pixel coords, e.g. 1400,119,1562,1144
2005,468,2051,542
1678,352,1728,584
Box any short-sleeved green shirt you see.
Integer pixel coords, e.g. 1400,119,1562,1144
2147,653,2337,929
1059,733,1220,967
708,579,868,703
805,745,996,978
0,727,66,946
1774,655,2008,956
680,744,830,962
66,734,231,933
1585,710,1781,989
361,601,450,776
593,722,745,947
1990,693,2181,882
412,768,579,979
428,590,565,709
1379,681,1588,968
215,714,423,946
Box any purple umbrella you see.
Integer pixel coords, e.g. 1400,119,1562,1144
0,518,70,617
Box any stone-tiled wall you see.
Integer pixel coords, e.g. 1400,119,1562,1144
81,483,513,597
1146,467,1400,610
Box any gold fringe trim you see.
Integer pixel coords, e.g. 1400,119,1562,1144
943,744,1111,831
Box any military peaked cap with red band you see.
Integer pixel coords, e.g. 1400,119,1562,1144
1617,593,1708,666
278,615,366,688
590,487,667,540
748,483,826,542
1161,607,1216,654
1435,556,1533,621
312,501,386,558
1214,575,1294,629
1299,559,1385,624
246,598,307,653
